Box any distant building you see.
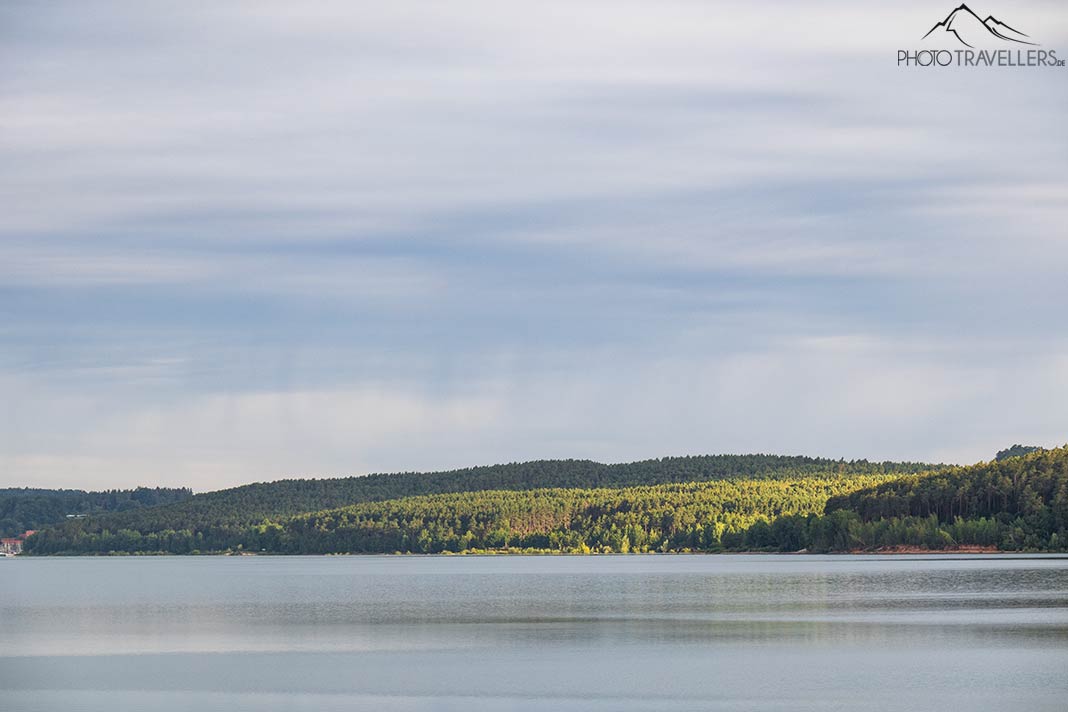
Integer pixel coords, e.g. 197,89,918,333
1,531,37,556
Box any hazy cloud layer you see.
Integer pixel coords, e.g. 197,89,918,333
2,1,1067,489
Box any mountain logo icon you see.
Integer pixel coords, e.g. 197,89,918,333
922,4,1037,48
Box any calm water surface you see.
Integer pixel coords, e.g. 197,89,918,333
2,555,1066,711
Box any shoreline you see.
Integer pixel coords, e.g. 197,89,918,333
849,545,1000,555
17,546,1053,558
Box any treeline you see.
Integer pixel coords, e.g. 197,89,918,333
26,475,900,554
25,449,1066,556
733,511,1057,552
813,446,1068,552
0,487,192,538
995,444,1042,461
827,447,1068,525
26,455,935,551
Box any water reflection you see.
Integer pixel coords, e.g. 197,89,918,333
2,555,1067,711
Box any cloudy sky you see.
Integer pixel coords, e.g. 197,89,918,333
2,1,1067,491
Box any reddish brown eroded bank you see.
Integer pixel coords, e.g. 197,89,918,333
852,545,1000,554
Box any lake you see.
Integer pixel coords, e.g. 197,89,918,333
2,555,1066,711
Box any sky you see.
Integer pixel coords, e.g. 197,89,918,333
2,1,1067,491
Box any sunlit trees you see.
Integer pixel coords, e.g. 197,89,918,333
23,447,1068,555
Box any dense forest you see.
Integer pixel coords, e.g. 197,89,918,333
26,474,898,555
0,487,192,538
817,446,1068,551
995,444,1043,461
21,447,1067,555
23,455,934,553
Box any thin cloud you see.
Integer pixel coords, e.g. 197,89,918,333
1,0,1066,488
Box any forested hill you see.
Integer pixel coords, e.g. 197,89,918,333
24,455,935,547
254,446,1065,554
0,487,192,538
826,446,1068,525
27,446,1065,556
29,475,902,555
